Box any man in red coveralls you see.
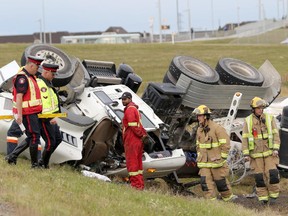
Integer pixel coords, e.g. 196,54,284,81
120,92,147,190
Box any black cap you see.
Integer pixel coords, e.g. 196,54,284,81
42,63,59,72
27,55,45,65
119,92,132,99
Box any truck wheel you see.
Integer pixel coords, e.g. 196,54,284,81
216,58,264,86
21,44,74,87
169,56,219,84
163,71,177,85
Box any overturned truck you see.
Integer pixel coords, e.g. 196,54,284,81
0,44,283,185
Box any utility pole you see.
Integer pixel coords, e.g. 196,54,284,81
187,0,192,40
176,0,179,33
38,19,42,43
258,0,262,20
42,0,46,44
158,0,162,43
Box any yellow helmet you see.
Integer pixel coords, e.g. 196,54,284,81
250,97,267,108
193,105,211,115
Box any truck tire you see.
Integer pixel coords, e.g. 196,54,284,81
216,58,264,86
169,56,219,84
21,44,74,87
163,71,177,85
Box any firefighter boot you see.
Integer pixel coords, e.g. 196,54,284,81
5,140,28,165
30,144,39,168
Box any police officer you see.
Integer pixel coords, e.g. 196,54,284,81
193,105,237,201
37,63,62,168
242,97,280,204
6,63,62,168
12,55,44,168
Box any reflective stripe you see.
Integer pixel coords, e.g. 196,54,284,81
272,128,279,134
21,100,42,108
128,122,138,126
269,192,279,198
218,138,226,144
197,160,226,168
221,152,228,158
222,194,234,202
273,144,280,150
197,142,222,149
251,150,273,158
258,196,269,201
7,136,18,143
198,143,212,149
243,149,249,155
128,170,143,176
245,114,275,150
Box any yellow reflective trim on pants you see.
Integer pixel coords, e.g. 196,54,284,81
269,192,279,198
128,170,143,176
251,150,273,158
258,196,269,201
273,144,280,149
128,122,138,126
222,194,234,202
197,160,226,168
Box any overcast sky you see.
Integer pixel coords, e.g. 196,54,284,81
0,0,287,35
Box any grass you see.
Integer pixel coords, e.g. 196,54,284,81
1,40,288,95
0,36,288,215
0,157,274,216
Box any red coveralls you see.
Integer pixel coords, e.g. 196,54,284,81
122,102,147,190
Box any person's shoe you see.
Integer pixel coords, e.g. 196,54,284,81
269,198,277,205
5,156,16,165
260,200,268,205
31,163,39,169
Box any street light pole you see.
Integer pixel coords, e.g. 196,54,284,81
211,0,214,33
158,0,162,43
187,0,192,40
42,0,46,44
258,0,262,20
176,0,180,33
38,19,42,43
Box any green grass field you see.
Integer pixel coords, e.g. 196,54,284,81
0,37,288,215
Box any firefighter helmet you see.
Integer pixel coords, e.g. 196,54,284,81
250,97,267,108
193,105,212,115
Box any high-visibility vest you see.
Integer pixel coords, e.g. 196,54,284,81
37,78,59,114
12,71,42,115
245,113,273,150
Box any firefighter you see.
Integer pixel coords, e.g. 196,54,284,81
193,105,237,201
12,55,44,168
120,92,147,190
6,63,62,168
242,97,280,204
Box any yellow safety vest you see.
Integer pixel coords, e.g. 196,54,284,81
245,113,273,150
37,78,59,114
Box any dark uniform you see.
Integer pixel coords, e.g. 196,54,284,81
12,56,43,168
6,63,62,168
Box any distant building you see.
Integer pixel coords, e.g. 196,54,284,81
0,27,144,44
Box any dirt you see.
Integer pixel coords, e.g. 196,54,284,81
232,193,288,215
